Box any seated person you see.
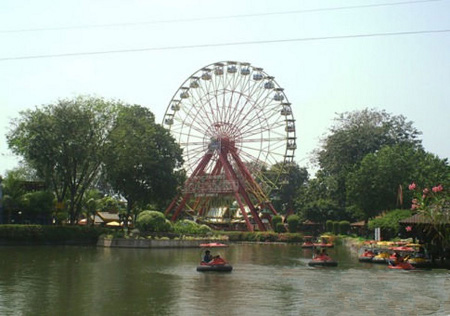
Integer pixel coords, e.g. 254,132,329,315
313,249,321,259
203,250,213,263
394,252,404,264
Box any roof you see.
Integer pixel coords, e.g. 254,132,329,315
302,220,321,225
350,220,366,227
96,212,120,222
399,213,434,225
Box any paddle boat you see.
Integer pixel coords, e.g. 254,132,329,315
301,236,334,249
406,256,431,268
358,248,376,263
387,260,415,270
301,236,316,249
371,251,390,264
308,249,338,267
197,243,233,272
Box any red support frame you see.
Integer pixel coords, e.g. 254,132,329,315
165,136,278,231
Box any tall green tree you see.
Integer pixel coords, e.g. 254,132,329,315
102,105,184,225
346,145,450,220
315,108,422,208
266,162,308,214
7,96,119,223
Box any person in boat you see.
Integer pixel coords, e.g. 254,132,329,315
314,249,321,259
363,248,374,256
321,248,329,257
203,250,213,263
203,250,220,263
394,252,404,265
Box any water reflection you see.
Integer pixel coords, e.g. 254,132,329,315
0,244,449,315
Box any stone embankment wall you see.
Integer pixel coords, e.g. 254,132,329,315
97,237,221,248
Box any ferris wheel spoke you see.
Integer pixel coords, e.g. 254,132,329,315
163,61,296,202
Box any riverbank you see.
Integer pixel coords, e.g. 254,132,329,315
97,236,228,248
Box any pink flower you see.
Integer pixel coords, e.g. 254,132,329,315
408,182,416,190
411,204,418,210
423,188,429,195
405,226,412,232
432,184,443,193
412,198,418,204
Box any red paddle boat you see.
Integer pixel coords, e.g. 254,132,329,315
197,243,233,272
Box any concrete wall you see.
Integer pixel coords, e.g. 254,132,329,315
97,237,223,248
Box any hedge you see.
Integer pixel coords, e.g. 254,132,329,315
0,225,107,244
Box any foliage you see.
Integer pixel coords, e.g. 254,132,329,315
103,105,184,217
368,209,412,239
339,220,350,235
332,221,340,235
7,96,119,223
135,210,173,233
21,190,54,224
223,231,303,243
409,182,450,248
346,144,450,220
271,215,283,230
265,162,309,214
286,214,300,232
173,220,212,235
314,108,422,209
300,198,343,223
0,225,106,243
98,196,124,213
326,220,333,232
275,222,286,233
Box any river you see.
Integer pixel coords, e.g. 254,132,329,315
0,243,449,315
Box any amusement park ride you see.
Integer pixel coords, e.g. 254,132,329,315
163,61,296,231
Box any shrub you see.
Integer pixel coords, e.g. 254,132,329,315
326,220,333,233
286,215,300,233
272,215,283,230
136,211,173,233
275,222,286,233
332,221,340,235
339,221,350,235
277,233,303,243
173,220,212,235
0,225,105,244
256,231,278,242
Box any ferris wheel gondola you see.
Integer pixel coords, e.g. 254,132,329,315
163,61,296,231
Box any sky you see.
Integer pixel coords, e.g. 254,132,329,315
1,0,449,177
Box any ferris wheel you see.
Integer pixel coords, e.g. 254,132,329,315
163,61,296,231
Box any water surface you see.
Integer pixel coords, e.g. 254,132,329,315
0,243,448,315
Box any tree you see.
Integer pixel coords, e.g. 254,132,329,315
315,108,422,208
7,96,119,224
1,169,26,223
368,209,412,240
102,105,184,227
346,145,450,220
265,162,309,214
21,190,54,224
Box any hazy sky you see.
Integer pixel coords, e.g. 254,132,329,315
1,0,449,176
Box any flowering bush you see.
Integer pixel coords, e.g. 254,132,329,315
409,182,450,247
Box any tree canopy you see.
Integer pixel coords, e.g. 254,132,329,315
314,108,423,209
102,105,184,217
7,96,119,223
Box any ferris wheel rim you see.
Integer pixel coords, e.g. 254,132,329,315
162,61,296,190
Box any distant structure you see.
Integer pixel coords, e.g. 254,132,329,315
163,61,296,231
